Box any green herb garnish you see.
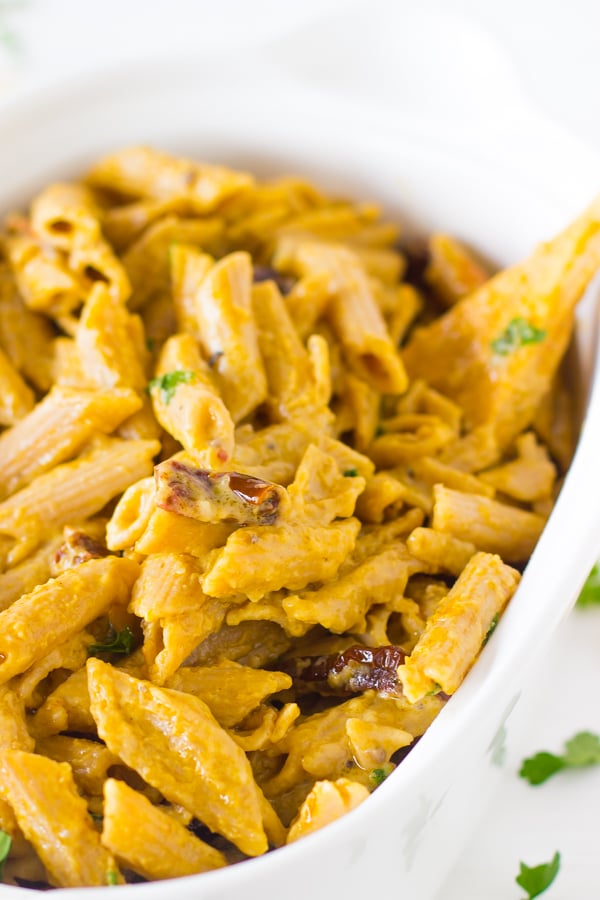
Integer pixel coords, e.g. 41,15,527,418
482,613,499,647
369,768,388,786
0,829,11,881
88,626,135,658
106,869,119,886
426,682,443,696
343,468,359,478
491,317,546,355
577,563,600,606
520,731,600,785
516,851,560,899
148,369,195,404
145,337,156,353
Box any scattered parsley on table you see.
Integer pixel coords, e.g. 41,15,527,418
577,563,600,606
520,731,600,785
516,851,560,899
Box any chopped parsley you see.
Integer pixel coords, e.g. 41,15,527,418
516,851,560,899
577,563,600,606
0,829,11,881
145,337,156,353
343,468,359,478
374,424,386,438
482,613,499,647
369,768,389,786
88,626,135,658
491,317,546,355
426,682,443,696
106,869,119,886
519,731,600,785
148,369,195,404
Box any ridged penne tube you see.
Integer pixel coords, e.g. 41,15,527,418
410,455,495,498
403,195,600,446
170,244,213,336
76,283,148,390
0,535,63,612
406,527,476,576
0,385,142,499
51,336,89,387
432,484,546,563
193,251,267,422
123,215,224,310
105,476,156,551
398,552,520,701
0,436,160,547
0,276,55,392
274,238,407,394
0,750,120,887
116,393,161,442
102,778,226,880
440,424,500,473
338,372,380,451
226,594,311,639
283,544,427,633
35,736,119,797
368,414,456,468
251,280,318,420
533,371,576,473
86,145,253,213
130,553,206,621
287,444,367,525
285,272,331,339
28,668,95,739
102,196,187,249
0,686,34,751
0,346,34,426
87,659,269,857
0,555,139,685
149,333,235,466
424,233,490,306
203,518,360,601
396,380,463,433
354,472,412,523
5,228,83,316
386,283,424,346
134,506,233,558
12,630,93,709
287,779,370,844
148,598,230,684
350,508,425,563
165,661,292,728
277,203,374,243
30,182,102,250
264,692,443,798
478,431,556,501
231,421,314,483
345,718,413,768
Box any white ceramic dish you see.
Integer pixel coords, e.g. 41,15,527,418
1,9,600,899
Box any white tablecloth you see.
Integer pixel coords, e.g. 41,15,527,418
1,2,599,897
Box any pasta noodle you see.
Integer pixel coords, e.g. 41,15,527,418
0,145,593,888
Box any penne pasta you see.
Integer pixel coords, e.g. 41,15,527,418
0,147,589,887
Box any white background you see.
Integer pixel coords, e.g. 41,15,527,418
1,2,599,897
